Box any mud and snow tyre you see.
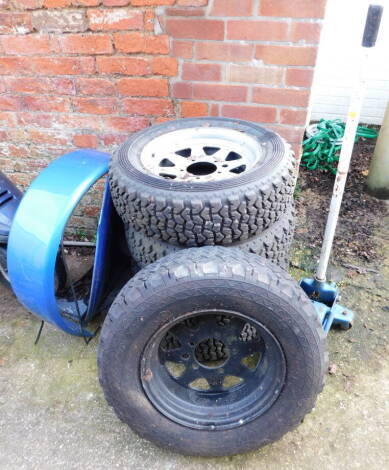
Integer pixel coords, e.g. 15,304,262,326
98,247,327,457
109,118,295,247
126,205,295,269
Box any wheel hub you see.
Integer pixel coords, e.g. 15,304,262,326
138,127,264,182
194,337,229,368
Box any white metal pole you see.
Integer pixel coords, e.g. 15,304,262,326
315,4,383,282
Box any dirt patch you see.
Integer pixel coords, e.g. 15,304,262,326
295,138,387,264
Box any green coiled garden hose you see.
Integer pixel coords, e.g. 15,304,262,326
301,118,378,173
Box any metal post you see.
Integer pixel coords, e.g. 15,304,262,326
315,4,383,282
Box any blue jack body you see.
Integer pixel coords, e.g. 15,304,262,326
300,278,354,334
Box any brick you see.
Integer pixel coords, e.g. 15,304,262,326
38,0,65,6
154,116,175,123
76,78,115,96
182,63,221,81
181,101,208,118
280,108,306,125
260,0,326,19
0,95,22,111
253,87,309,106
73,97,117,114
0,112,17,128
144,9,154,31
268,124,304,143
75,0,101,5
122,98,173,116
211,0,252,16
13,0,43,8
165,8,204,16
152,57,178,76
114,33,169,54
285,67,314,87
103,0,129,4
55,114,102,130
87,8,143,31
27,129,68,146
196,42,253,62
227,20,288,41
83,205,101,217
228,65,282,85
5,77,74,95
101,115,149,132
165,19,224,40
96,56,150,75
291,143,303,160
144,35,170,54
193,84,247,102
29,57,95,75
59,34,113,54
222,104,276,123
172,41,193,59
290,21,322,43
255,45,317,66
44,0,71,7
130,0,174,5
17,112,53,127
177,0,207,5
172,82,192,99
73,134,99,148
0,57,31,75
0,13,32,34
23,95,71,112
2,35,55,55
210,103,219,116
117,78,168,97
99,133,127,146
32,10,87,33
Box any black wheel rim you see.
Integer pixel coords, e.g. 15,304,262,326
140,310,286,430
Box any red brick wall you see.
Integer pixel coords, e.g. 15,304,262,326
0,0,326,232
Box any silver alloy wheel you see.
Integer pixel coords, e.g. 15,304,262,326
139,127,264,182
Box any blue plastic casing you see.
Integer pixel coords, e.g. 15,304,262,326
7,150,111,336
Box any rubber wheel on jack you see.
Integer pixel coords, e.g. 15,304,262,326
109,118,295,247
0,245,10,287
98,247,327,457
126,204,295,270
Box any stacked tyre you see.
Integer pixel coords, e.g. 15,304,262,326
99,118,327,457
108,117,296,269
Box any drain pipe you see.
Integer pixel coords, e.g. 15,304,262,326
315,4,383,283
366,101,389,199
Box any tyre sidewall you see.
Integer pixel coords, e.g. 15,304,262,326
114,118,288,193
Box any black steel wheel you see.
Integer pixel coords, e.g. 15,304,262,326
142,311,286,430
98,247,327,457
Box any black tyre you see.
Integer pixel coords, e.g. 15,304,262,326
98,247,327,457
126,205,295,270
109,118,295,247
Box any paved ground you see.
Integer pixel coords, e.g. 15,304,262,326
0,205,388,470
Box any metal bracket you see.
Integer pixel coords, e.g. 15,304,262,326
300,278,354,334
7,150,113,337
